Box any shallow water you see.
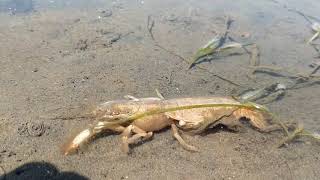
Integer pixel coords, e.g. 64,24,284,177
0,0,320,179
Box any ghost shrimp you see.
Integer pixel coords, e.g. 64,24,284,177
62,96,285,155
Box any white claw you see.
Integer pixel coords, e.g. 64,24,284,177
72,129,91,146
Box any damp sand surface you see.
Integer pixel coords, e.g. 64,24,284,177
0,0,320,179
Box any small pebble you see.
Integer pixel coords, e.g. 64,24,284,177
100,9,112,17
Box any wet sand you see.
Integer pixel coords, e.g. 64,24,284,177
0,0,320,179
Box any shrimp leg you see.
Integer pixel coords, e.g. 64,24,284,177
171,124,199,152
121,125,153,153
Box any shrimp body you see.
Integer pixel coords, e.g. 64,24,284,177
63,96,275,155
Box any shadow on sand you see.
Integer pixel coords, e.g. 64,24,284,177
0,161,88,180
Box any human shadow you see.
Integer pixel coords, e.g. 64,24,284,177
0,161,89,180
